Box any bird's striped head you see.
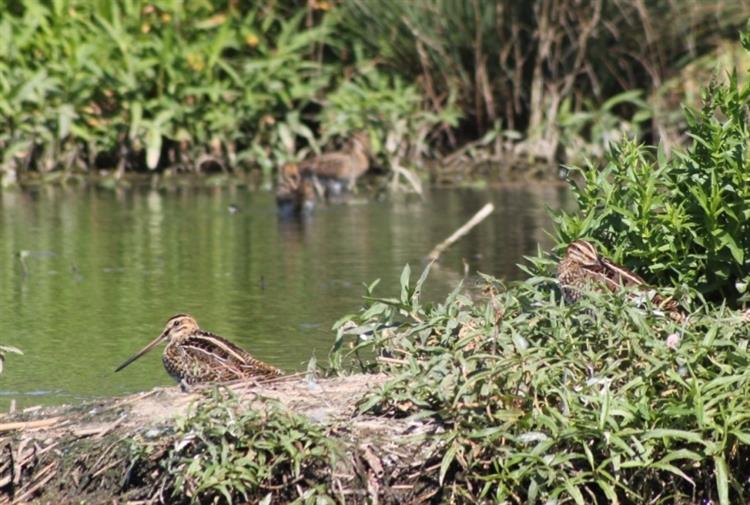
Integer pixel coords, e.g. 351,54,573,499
114,314,199,373
565,240,601,268
162,314,200,343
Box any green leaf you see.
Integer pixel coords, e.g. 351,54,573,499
399,264,411,304
412,260,434,308
563,479,585,505
642,429,706,445
439,441,458,486
714,455,729,505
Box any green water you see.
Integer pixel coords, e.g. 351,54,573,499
0,184,569,407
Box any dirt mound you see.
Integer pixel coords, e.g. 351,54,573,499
0,374,443,504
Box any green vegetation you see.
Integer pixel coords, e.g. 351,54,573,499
332,262,750,504
132,390,338,504
1,0,747,183
343,0,745,127
337,1,748,162
0,0,453,182
556,62,750,305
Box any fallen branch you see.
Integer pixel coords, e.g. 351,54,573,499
390,164,423,196
0,417,60,433
12,461,57,504
426,203,494,261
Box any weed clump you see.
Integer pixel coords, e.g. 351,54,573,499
333,264,750,504
556,49,750,304
131,390,339,504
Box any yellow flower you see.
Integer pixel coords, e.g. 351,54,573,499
141,23,151,34
186,53,205,72
244,33,259,47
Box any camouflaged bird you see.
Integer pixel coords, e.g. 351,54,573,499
115,314,283,389
557,240,686,322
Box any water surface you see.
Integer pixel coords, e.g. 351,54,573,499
0,184,569,407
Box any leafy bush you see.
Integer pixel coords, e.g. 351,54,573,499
556,65,750,305
0,1,337,176
319,62,460,168
143,390,337,504
557,90,652,165
0,0,452,181
332,264,750,504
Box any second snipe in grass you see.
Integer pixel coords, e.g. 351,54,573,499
557,239,686,322
115,314,283,389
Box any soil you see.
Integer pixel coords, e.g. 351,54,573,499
0,373,444,504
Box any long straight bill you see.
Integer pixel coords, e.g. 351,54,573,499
114,333,164,372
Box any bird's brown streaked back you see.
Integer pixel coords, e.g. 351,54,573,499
557,240,686,322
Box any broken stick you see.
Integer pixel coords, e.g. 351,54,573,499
0,417,60,432
426,202,494,261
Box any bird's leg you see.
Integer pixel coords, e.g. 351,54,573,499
179,379,192,393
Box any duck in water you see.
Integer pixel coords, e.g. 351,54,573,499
275,162,317,217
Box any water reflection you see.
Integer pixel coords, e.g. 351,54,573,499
0,184,570,407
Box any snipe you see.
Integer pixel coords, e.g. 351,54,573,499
115,314,283,388
275,162,317,216
557,240,685,321
299,132,370,195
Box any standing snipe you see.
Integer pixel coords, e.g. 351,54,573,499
115,314,283,388
299,132,370,195
557,240,685,321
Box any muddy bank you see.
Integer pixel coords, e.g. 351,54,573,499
0,374,445,504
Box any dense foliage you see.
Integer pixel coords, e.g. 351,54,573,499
556,64,750,305
332,264,750,504
134,391,338,504
342,0,748,154
0,0,746,180
0,0,453,180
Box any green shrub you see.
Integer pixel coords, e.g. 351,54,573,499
0,0,456,180
556,61,750,305
557,90,651,165
144,390,337,504
332,264,750,504
0,0,336,176
319,62,460,168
